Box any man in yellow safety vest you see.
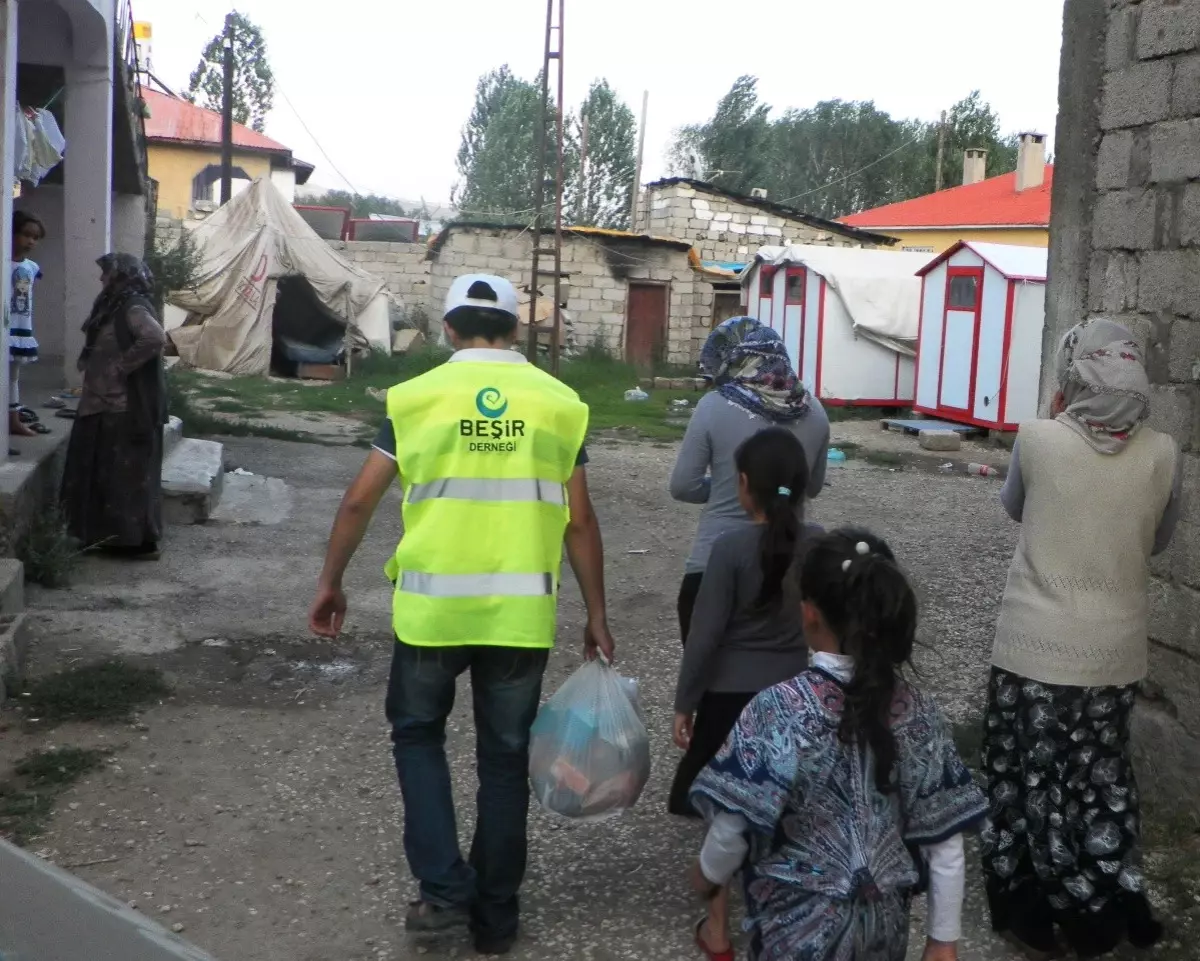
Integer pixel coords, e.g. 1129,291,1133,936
309,274,615,955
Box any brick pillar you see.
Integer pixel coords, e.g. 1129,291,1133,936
1046,0,1200,807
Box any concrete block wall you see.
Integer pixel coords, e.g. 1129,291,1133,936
429,227,711,365
330,241,431,320
1048,0,1200,808
639,183,871,264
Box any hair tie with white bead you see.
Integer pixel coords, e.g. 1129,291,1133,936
842,541,871,572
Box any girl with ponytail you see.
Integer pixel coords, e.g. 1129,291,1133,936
686,528,987,961
670,427,818,961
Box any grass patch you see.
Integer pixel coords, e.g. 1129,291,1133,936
170,348,700,443
15,660,170,723
166,375,314,444
17,506,82,589
0,747,107,845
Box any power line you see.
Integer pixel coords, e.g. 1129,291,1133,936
190,8,361,196
773,133,925,207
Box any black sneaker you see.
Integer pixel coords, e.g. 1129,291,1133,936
473,930,517,956
404,900,469,934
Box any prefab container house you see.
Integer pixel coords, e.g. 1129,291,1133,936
913,241,1047,431
742,245,930,406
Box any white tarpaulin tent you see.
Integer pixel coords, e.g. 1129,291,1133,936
167,178,391,375
742,244,932,406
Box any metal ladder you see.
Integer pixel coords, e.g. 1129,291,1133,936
524,0,567,376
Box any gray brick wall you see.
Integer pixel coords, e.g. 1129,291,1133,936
1048,0,1200,806
638,183,879,263
425,227,710,365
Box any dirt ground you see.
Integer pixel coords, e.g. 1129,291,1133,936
3,434,1197,961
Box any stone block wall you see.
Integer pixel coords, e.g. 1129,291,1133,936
638,182,874,263
1048,0,1200,808
330,241,431,322
429,226,711,365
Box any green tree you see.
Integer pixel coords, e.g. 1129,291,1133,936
570,80,637,229
768,101,929,218
933,90,1020,189
665,123,706,179
453,68,575,223
304,189,410,218
698,76,774,194
455,67,522,199
666,82,1023,217
186,11,275,133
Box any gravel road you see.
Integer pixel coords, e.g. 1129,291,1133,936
4,435,1194,961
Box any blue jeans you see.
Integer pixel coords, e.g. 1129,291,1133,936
385,640,549,940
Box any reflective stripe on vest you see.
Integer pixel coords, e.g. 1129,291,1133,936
399,571,555,598
407,477,566,506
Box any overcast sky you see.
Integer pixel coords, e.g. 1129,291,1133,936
133,0,1066,207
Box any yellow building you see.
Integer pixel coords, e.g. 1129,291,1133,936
143,88,312,220
840,135,1052,255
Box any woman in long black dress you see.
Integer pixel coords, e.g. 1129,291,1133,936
61,253,167,558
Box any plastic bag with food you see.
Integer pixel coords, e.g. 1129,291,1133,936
528,660,651,821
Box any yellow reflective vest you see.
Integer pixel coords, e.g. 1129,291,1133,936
384,357,589,648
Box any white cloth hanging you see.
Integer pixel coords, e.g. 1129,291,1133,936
26,108,66,184
14,108,33,182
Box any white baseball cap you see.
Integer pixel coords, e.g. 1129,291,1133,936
444,274,520,320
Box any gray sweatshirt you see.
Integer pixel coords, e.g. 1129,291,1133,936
670,392,830,574
673,522,824,714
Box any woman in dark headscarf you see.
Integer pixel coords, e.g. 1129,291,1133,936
60,253,167,558
670,317,830,643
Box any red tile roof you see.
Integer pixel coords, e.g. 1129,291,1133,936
839,166,1053,230
143,88,290,155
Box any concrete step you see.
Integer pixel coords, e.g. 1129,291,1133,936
0,837,222,960
0,559,27,704
161,437,225,525
163,415,183,459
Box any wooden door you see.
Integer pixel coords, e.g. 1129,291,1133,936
711,291,741,328
626,283,668,367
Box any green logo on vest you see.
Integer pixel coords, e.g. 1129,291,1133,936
476,388,508,419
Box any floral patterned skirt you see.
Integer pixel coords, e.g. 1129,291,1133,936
979,667,1162,958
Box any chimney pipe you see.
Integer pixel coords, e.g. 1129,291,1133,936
962,149,988,186
1015,132,1047,191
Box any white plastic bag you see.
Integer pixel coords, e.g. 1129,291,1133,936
529,660,651,822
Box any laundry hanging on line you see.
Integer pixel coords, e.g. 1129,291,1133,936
13,104,66,187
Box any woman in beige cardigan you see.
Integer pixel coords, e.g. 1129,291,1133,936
980,319,1182,960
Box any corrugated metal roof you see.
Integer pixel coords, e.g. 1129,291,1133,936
840,167,1054,230
143,88,290,154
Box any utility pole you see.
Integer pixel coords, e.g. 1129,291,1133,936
219,14,235,205
629,90,648,231
578,113,589,226
934,110,947,193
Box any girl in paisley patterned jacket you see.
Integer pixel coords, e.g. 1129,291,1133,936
687,529,988,961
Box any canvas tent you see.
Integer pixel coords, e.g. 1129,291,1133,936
166,178,391,375
742,244,930,406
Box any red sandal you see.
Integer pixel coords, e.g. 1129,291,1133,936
694,916,735,961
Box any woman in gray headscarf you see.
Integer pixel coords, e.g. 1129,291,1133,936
60,253,167,558
979,318,1182,958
